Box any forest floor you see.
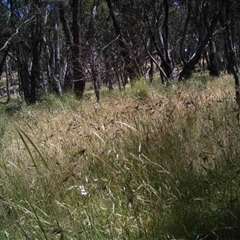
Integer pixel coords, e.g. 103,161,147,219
0,73,240,239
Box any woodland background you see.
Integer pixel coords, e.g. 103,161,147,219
0,0,240,103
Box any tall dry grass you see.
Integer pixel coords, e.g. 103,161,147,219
0,75,240,239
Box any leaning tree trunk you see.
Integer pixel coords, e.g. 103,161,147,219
179,9,222,80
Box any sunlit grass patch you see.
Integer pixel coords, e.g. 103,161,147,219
132,80,151,100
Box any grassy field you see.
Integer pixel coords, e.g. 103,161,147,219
0,74,240,239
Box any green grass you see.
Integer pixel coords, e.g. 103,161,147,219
132,80,150,99
0,75,240,239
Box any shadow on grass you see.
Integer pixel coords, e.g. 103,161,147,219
0,100,24,116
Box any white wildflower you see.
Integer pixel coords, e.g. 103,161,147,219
78,185,87,196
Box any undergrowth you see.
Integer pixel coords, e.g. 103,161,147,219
0,75,240,239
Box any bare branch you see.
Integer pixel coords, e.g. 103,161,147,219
147,50,168,79
0,16,34,51
101,35,120,52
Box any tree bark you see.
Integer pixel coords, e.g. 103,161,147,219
17,48,31,103
179,0,191,65
224,4,240,109
5,56,11,102
72,0,85,99
52,3,62,95
0,48,9,79
144,2,172,83
208,39,220,77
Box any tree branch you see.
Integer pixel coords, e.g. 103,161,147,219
0,16,34,51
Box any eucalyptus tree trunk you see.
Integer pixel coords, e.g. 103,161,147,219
15,1,46,103
51,3,62,95
224,12,240,109
87,0,102,102
144,0,172,83
0,48,9,79
17,47,32,103
208,39,220,77
58,2,73,90
72,0,85,99
30,23,43,103
17,26,43,104
159,0,172,82
5,56,11,102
